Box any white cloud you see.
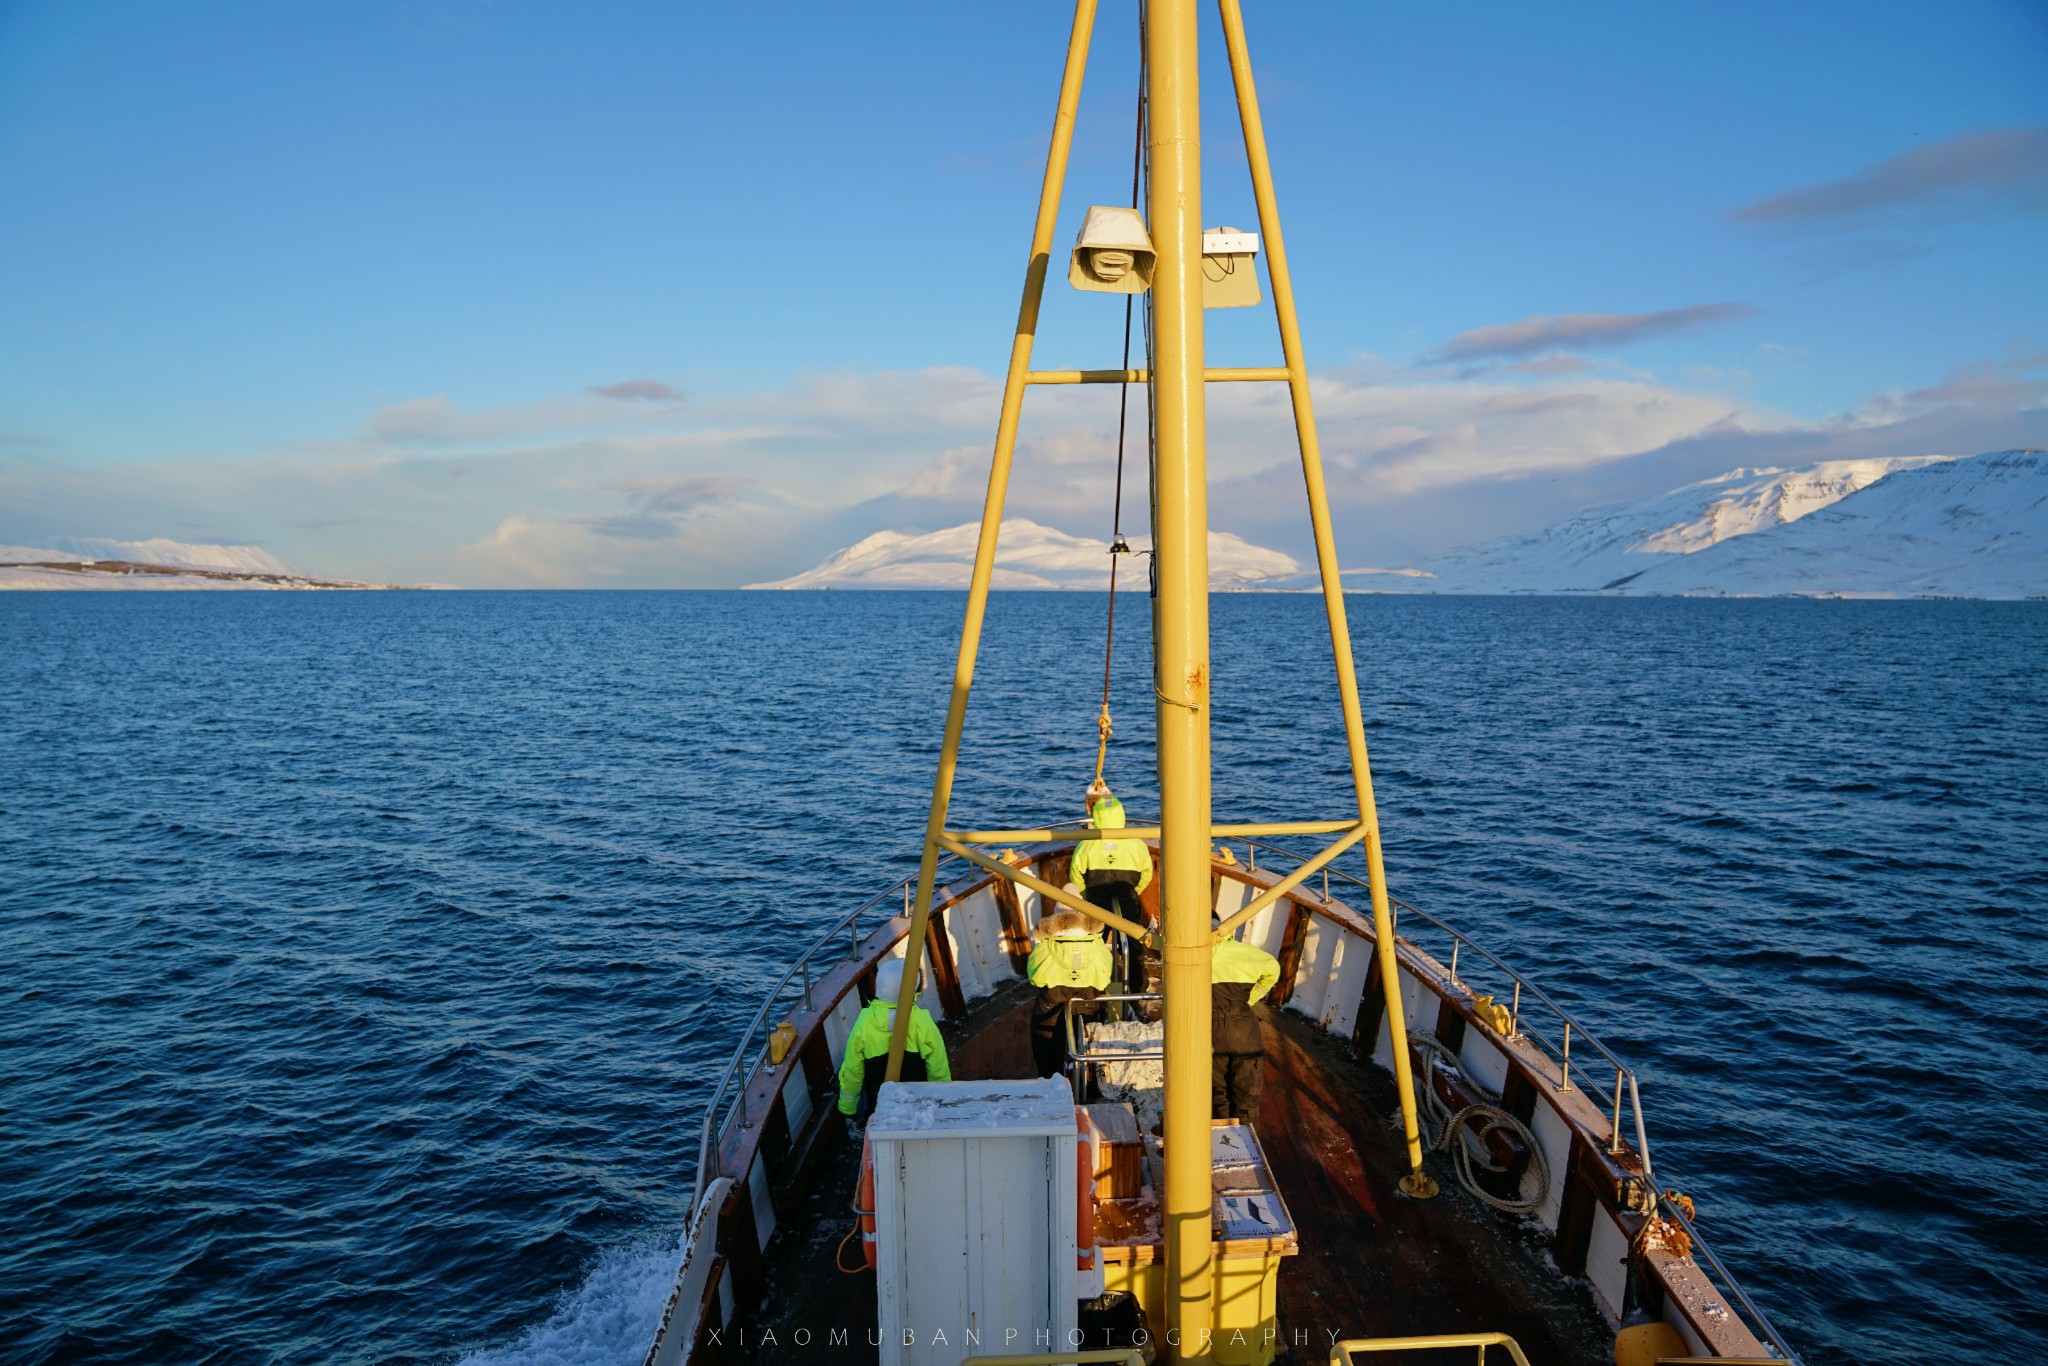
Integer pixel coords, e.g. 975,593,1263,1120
590,378,686,403
1426,304,1758,363
2,353,2042,587
1729,125,2048,228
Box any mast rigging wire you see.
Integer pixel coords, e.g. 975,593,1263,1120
1093,5,1149,790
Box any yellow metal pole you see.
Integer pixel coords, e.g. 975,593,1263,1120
1217,0,1436,1197
1209,822,1366,941
1148,2,1215,1358
936,837,1154,943
886,0,1099,1081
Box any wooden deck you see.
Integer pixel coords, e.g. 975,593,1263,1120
1259,1008,1610,1363
728,982,1610,1364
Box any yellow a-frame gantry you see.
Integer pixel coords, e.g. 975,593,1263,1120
883,3,1437,1358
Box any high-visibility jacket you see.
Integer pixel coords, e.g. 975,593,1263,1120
1068,796,1153,893
836,998,951,1116
1028,929,1116,991
1028,914,1115,1048
1212,937,1280,1055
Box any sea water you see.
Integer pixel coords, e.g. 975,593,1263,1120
2,592,2041,1364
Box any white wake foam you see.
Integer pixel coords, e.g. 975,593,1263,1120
458,1232,683,1366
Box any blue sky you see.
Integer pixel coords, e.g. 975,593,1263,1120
2,1,2044,585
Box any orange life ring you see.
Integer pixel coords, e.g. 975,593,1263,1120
857,1135,878,1270
1075,1109,1096,1273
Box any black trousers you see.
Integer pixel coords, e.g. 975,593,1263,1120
1031,1028,1067,1080
1031,985,1098,1079
1083,878,1149,993
1212,1052,1263,1123
857,1053,926,1120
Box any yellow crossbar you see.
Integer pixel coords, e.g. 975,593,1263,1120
944,819,1357,844
1212,822,1367,941
936,836,1153,943
1331,1334,1533,1366
1024,366,1288,384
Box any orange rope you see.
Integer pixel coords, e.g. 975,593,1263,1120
834,1225,868,1275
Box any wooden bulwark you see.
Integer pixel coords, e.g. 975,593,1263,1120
646,845,1773,1365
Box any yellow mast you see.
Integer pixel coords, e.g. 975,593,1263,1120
882,2,1439,1356
1145,1,1217,1359
1216,0,1436,1199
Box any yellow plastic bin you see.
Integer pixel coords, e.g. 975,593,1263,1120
1095,1122,1298,1366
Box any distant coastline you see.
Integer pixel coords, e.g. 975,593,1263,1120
0,538,422,591
0,559,419,592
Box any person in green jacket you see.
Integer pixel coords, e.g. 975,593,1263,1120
1062,791,1155,993
1212,932,1280,1124
837,957,951,1131
1026,909,1116,1079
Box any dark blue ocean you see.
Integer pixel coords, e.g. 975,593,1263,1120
3,592,2042,1364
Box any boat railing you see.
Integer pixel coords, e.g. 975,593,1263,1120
685,808,1117,1222
1062,993,1165,1060
1062,992,1165,1101
1329,1333,1533,1366
1225,834,1802,1365
1652,1197,1801,1365
686,855,969,1221
679,829,1800,1365
1227,835,1642,1137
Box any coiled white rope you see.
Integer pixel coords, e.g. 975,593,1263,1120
1410,1033,1550,1216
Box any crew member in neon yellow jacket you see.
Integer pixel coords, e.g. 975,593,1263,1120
837,957,950,1130
1212,932,1280,1124
1026,909,1115,1079
1062,792,1155,992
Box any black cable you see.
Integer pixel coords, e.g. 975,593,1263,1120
1096,4,1149,765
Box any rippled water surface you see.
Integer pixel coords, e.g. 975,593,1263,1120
3,592,2042,1364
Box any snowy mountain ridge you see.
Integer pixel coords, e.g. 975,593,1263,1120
1431,456,1952,593
0,538,300,574
0,538,413,591
1614,448,2046,598
77,538,301,574
747,518,1301,590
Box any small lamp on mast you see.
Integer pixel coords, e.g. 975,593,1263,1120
1069,205,1157,294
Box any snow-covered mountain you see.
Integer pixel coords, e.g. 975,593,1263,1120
0,539,401,591
0,538,300,574
1616,449,2045,597
1430,456,1952,593
0,544,89,564
68,538,301,575
747,518,1301,589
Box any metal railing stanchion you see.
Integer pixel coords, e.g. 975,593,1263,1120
1609,1068,1625,1153
1629,1073,1653,1176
